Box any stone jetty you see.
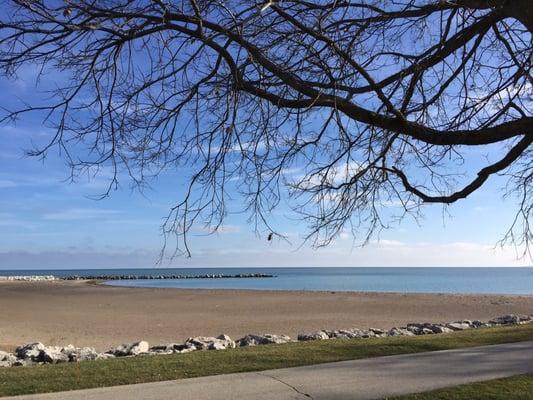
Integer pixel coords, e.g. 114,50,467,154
0,276,56,282
1,273,275,282
60,273,275,280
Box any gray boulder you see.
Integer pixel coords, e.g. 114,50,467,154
407,323,443,334
129,341,150,355
387,327,415,337
327,329,363,339
406,324,422,335
185,335,235,350
110,340,150,357
184,337,210,350
490,314,531,325
42,347,69,364
0,351,15,361
446,322,472,331
430,325,454,334
95,353,116,360
297,331,330,341
77,347,100,361
166,343,198,353
349,328,376,338
0,351,19,367
148,344,175,354
59,345,77,358
61,345,100,362
15,342,46,362
60,345,80,361
237,334,292,347
369,328,387,337
406,324,435,335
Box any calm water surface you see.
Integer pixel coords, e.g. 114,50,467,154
1,267,533,294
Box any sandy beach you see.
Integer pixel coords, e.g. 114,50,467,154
1,280,532,351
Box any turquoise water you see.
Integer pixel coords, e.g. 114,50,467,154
2,267,533,294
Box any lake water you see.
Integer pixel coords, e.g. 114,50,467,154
1,267,533,294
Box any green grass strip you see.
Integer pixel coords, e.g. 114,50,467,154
392,373,533,399
1,324,533,397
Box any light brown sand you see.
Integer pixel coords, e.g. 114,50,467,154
1,280,532,351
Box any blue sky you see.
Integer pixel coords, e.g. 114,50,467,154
0,65,530,269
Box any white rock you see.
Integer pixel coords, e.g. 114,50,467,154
42,347,69,364
154,343,197,353
62,346,100,362
15,342,46,362
148,344,174,354
0,351,14,362
129,341,149,355
111,341,150,357
0,351,19,366
490,314,531,325
446,322,472,331
237,334,292,347
387,328,415,337
326,330,359,339
185,335,235,350
96,353,116,360
1,275,56,281
431,325,454,334
297,331,329,341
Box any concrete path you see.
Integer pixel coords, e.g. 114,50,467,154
7,341,533,400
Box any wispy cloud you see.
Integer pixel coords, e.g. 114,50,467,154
0,180,18,188
0,237,528,269
42,208,121,221
194,224,242,235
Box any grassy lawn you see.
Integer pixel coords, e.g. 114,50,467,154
1,324,533,397
393,373,533,399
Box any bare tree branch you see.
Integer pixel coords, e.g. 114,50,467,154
0,0,531,257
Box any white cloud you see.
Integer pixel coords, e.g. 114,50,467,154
1,238,529,269
0,173,64,188
0,180,18,188
376,239,405,247
194,224,242,235
293,160,366,189
157,239,530,267
41,208,121,221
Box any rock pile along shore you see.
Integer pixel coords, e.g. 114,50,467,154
0,276,56,282
61,273,275,280
1,314,531,367
0,273,275,282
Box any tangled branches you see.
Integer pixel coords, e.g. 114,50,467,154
0,0,531,256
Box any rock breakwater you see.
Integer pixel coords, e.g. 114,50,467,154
0,273,275,282
1,314,531,367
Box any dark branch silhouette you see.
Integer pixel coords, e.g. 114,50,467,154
0,0,531,257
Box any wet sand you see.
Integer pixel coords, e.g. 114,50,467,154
1,280,532,351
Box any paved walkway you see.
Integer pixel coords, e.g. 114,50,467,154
7,341,533,400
